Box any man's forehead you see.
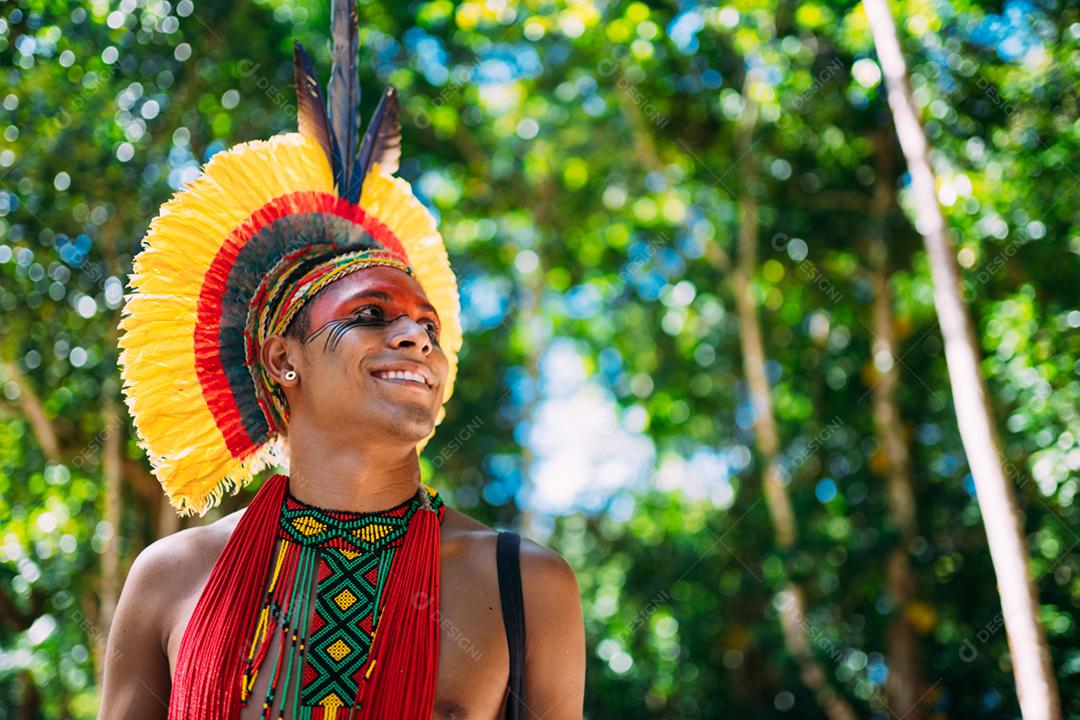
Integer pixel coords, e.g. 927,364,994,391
310,266,437,317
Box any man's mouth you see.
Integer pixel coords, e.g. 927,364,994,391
371,369,432,390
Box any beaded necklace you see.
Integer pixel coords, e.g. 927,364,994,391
238,479,446,719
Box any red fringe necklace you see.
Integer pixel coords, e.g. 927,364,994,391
167,473,447,719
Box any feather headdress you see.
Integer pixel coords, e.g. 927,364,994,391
117,5,461,517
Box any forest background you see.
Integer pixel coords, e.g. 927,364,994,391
0,0,1078,718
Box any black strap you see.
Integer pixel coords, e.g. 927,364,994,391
496,530,527,719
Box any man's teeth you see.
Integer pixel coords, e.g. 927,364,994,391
375,370,426,385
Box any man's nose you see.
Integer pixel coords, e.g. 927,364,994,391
387,315,433,353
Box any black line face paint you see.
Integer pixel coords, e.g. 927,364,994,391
301,304,440,353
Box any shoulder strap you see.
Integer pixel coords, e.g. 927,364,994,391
496,530,527,719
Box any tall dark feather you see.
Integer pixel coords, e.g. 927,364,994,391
292,40,340,181
328,0,359,197
349,86,402,203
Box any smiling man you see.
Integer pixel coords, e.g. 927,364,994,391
98,7,585,719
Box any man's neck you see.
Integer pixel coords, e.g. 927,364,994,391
284,422,423,513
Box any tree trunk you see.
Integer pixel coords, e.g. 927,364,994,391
517,178,556,541
731,66,857,720
1,360,60,461
157,491,182,538
863,1,1062,717
16,669,41,720
868,129,929,717
96,393,123,689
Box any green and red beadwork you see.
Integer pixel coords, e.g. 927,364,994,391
239,482,447,719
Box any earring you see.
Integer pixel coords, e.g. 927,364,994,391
283,370,297,382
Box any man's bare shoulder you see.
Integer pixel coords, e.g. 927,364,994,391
440,507,499,563
442,505,584,715
109,506,243,667
143,508,243,563
128,508,246,607
518,535,578,587
440,507,577,587
441,506,495,538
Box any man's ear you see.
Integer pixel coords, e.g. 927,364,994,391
261,334,301,387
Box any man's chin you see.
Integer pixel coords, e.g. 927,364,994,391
348,408,436,444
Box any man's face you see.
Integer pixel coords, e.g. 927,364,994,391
281,264,449,445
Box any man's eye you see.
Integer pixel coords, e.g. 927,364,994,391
355,304,384,319
354,304,438,342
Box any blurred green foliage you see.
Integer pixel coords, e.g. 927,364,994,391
0,0,1077,718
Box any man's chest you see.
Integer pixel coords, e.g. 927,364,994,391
166,546,511,719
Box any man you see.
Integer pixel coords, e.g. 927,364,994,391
99,4,585,717
100,265,586,718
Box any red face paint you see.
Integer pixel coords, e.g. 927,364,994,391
305,265,442,346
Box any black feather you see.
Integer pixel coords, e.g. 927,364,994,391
349,86,402,203
292,40,341,181
328,0,359,197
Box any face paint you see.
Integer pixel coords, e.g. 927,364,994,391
304,303,440,352
301,268,442,353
